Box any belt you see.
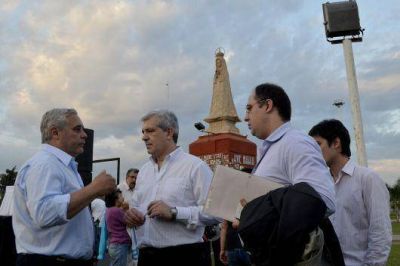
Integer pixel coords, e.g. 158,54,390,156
17,253,93,266
140,242,206,255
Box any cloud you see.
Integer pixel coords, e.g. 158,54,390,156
370,159,400,186
0,0,399,184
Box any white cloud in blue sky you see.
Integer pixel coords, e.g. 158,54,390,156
0,0,399,184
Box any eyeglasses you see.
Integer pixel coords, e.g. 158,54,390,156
245,98,269,114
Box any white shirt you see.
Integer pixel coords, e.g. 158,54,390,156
254,122,336,214
331,161,392,266
118,181,135,207
132,147,216,248
91,198,106,224
0,186,14,216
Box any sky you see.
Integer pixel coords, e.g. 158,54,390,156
0,0,399,185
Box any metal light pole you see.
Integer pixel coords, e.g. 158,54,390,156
322,0,367,166
342,39,367,166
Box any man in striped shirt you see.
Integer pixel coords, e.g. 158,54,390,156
309,119,392,265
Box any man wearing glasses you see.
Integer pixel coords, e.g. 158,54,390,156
240,83,338,265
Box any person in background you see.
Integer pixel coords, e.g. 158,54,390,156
105,189,132,266
91,197,106,261
309,119,391,265
118,168,139,208
13,108,116,266
92,197,106,226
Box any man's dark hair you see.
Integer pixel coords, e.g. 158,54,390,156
105,189,122,208
254,83,291,121
126,168,139,178
308,119,351,157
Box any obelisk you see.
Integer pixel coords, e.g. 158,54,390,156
189,49,256,171
204,49,241,134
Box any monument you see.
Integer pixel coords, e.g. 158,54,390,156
189,49,256,171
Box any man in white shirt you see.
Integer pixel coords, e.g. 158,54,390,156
125,110,217,266
309,119,392,265
118,168,138,208
241,83,336,265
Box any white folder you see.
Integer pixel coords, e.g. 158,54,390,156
203,165,282,222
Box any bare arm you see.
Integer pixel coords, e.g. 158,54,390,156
219,220,228,265
67,171,116,219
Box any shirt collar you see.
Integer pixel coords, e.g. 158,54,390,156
149,146,182,164
341,160,355,177
123,181,134,191
42,143,74,167
262,122,291,147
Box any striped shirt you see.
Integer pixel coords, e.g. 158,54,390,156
330,161,392,265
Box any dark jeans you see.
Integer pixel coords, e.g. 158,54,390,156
138,242,210,266
16,253,93,266
227,248,251,266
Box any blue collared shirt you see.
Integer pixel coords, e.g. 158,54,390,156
12,144,94,259
253,122,335,214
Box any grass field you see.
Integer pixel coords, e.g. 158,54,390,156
388,243,400,266
389,222,400,265
392,222,400,235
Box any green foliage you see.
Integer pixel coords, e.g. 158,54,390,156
389,179,400,222
0,166,18,186
0,166,18,205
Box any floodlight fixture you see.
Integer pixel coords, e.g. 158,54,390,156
333,99,345,108
194,122,206,131
322,0,364,44
194,122,216,135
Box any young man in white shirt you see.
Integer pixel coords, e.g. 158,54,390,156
309,119,392,265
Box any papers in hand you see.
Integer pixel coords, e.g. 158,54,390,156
203,165,282,222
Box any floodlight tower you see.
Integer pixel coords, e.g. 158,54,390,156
322,0,367,166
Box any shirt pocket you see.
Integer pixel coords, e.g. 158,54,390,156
160,177,191,205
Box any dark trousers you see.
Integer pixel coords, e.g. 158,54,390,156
16,253,92,266
138,242,210,266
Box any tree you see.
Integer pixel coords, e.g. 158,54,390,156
388,178,400,222
0,166,18,206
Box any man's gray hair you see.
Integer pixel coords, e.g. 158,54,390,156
40,108,78,143
141,110,179,143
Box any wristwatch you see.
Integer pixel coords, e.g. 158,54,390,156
170,207,178,221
